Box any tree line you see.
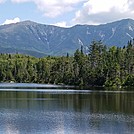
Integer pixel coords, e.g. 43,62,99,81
0,40,133,88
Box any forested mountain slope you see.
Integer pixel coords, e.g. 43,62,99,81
0,19,134,57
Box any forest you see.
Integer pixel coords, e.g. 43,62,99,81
0,40,133,88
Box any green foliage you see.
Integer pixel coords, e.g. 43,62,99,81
0,40,133,88
124,75,134,86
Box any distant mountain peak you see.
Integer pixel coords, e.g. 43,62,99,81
6,18,134,28
0,18,134,57
117,18,134,25
18,20,38,25
121,18,134,22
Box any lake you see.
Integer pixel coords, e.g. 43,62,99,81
0,83,134,134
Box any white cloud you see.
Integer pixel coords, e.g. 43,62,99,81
53,21,67,27
9,0,134,26
73,0,134,25
11,0,87,18
11,0,31,2
2,17,21,25
0,0,5,3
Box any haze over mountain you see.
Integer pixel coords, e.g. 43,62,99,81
0,19,134,57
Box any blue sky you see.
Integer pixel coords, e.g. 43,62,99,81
0,0,134,27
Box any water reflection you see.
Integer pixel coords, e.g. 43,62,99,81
0,89,133,134
0,91,134,113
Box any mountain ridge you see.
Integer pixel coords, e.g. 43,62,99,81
0,18,134,57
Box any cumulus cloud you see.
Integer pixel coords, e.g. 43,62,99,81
0,0,5,3
9,0,134,26
53,21,67,27
2,17,21,25
73,0,134,25
11,0,87,18
11,0,31,2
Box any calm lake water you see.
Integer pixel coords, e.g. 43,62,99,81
0,83,134,134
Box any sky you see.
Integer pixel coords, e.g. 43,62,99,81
0,0,134,27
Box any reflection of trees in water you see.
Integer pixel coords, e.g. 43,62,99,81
0,91,134,114
0,91,134,134
88,92,134,114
